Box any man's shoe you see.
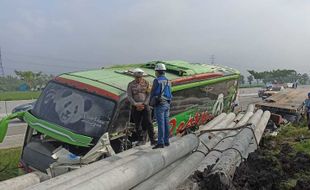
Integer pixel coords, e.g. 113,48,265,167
164,142,170,146
152,144,164,149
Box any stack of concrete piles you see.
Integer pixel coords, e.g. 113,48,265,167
0,105,271,190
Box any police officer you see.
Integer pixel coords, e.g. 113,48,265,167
127,68,156,145
150,63,172,149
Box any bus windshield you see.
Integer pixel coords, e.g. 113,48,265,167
32,82,116,138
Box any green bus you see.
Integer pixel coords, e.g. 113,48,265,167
0,60,240,176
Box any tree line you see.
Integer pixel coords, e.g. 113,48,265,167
0,70,53,92
239,69,309,85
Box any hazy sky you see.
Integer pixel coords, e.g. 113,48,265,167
0,0,310,75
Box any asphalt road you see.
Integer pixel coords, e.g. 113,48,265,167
237,94,261,112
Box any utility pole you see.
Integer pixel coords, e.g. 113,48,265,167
0,47,4,77
210,54,215,65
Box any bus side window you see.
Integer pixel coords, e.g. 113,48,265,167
198,81,237,113
170,88,204,116
111,100,131,133
170,80,237,116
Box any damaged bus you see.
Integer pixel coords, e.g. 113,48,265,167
0,60,240,176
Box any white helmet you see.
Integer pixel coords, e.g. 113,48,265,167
155,63,166,71
132,68,144,77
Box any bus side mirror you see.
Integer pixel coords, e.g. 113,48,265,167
0,112,25,143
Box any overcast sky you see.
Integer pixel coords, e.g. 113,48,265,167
0,0,309,75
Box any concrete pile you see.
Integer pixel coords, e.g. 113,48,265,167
0,105,271,190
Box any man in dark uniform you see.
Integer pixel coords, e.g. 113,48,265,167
127,68,156,145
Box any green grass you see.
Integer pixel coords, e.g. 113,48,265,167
277,124,309,139
0,148,24,181
0,147,25,181
0,91,41,101
261,121,310,189
262,121,310,161
293,140,310,155
274,122,310,154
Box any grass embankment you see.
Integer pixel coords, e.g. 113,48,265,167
0,147,25,181
0,91,41,101
275,121,310,155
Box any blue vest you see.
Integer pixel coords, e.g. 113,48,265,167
151,76,172,101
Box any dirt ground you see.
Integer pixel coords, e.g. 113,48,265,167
192,123,310,190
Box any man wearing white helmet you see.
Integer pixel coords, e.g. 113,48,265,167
127,68,156,145
150,63,172,149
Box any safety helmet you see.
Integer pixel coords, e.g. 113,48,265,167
155,63,166,71
132,68,144,77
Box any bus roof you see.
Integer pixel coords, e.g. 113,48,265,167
55,60,240,100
